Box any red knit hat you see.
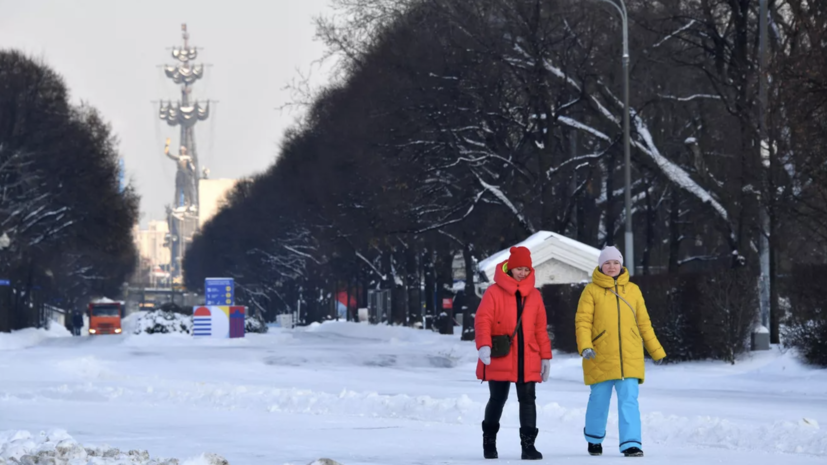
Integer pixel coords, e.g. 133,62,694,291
507,246,532,270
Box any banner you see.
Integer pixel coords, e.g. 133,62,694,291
192,306,245,338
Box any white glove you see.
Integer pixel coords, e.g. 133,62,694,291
541,359,550,382
582,348,596,360
479,346,491,365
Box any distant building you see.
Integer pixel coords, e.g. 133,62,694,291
477,231,601,289
198,178,239,228
133,220,172,286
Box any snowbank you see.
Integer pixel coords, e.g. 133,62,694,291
132,310,192,335
244,313,268,334
120,311,146,335
300,320,446,344
0,429,227,465
130,310,267,336
0,322,70,351
16,363,822,457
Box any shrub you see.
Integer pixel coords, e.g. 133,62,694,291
635,274,698,362
541,283,585,354
781,265,827,366
245,311,269,334
696,268,757,364
134,310,192,335
545,268,759,364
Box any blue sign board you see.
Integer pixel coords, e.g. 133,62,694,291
205,278,234,306
0,279,9,286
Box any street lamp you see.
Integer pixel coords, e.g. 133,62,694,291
590,0,633,275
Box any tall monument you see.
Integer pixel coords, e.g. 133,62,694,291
159,24,210,281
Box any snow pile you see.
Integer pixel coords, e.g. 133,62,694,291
120,311,147,336
642,412,827,456
176,453,228,465
130,309,266,336
11,377,827,457
132,310,192,335
0,322,70,351
0,429,226,464
244,313,268,334
301,320,443,344
266,389,480,423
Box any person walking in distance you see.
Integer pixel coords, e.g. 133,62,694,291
575,246,666,457
475,246,553,460
72,310,84,336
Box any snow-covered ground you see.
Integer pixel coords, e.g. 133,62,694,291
1,315,826,464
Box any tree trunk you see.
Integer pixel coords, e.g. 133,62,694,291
435,248,453,335
461,243,480,341
405,241,420,326
423,249,435,330
391,249,406,325
668,188,681,273
769,206,780,343
604,155,616,246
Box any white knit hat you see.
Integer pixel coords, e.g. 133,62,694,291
598,246,623,267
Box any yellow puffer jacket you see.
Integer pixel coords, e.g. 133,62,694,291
575,267,666,385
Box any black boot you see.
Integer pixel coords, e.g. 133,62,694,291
588,443,603,456
519,427,543,460
482,421,499,459
623,447,644,457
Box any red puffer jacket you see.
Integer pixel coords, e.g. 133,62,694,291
475,261,553,382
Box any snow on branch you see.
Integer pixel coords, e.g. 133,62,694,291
474,172,535,233
557,116,612,142
653,20,697,48
355,251,387,281
546,149,608,178
564,66,731,227
658,93,722,102
413,190,485,234
678,254,723,265
437,229,464,247
541,52,733,238
630,110,729,222
283,245,323,265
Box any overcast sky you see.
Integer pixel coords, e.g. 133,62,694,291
0,0,335,225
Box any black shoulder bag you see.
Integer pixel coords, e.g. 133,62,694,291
490,296,525,358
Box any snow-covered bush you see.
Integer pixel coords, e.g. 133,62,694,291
245,312,268,334
133,310,192,335
0,429,223,464
782,265,827,367
132,308,266,336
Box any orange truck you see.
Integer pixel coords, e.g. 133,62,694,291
87,300,123,335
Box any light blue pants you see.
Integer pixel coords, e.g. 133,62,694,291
584,378,641,452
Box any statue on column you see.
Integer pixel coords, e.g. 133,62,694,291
164,138,196,208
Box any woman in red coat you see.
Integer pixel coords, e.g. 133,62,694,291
475,246,553,460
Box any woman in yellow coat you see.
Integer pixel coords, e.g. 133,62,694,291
575,246,666,457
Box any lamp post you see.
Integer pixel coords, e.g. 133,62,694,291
590,0,633,274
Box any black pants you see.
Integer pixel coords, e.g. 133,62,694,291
484,381,537,429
